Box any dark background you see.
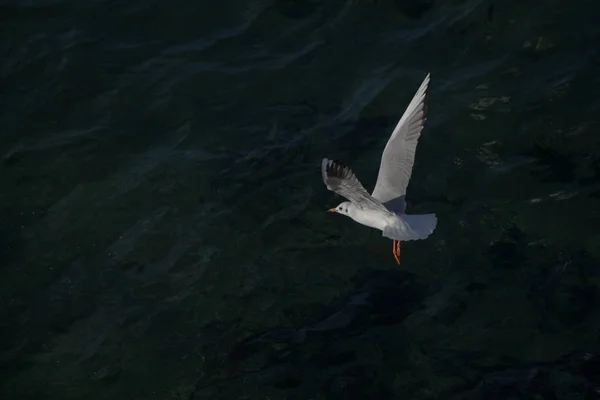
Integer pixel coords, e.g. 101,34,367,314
2,0,600,398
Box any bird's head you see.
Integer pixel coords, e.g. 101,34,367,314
328,201,352,216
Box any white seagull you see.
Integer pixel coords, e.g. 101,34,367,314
322,73,437,264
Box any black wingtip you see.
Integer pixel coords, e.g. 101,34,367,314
324,158,353,180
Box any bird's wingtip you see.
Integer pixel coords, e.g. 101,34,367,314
321,158,330,180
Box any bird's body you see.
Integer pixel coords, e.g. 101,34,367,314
346,204,394,232
322,73,436,264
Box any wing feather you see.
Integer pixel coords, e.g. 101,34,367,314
321,158,388,212
371,73,431,212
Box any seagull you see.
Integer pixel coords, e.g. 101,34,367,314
322,73,436,264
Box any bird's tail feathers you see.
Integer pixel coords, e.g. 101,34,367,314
383,213,437,241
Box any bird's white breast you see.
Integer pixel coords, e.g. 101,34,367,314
348,207,393,231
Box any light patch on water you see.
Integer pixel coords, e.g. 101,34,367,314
477,143,501,167
469,96,511,111
549,190,577,201
527,190,578,204
523,36,555,51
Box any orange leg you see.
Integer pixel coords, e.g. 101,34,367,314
392,240,401,264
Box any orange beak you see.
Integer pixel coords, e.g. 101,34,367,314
327,208,337,213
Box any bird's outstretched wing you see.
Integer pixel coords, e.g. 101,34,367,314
371,73,431,213
321,158,388,212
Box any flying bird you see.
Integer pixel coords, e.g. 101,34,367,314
322,73,436,264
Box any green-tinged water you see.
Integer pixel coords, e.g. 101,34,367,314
2,0,600,398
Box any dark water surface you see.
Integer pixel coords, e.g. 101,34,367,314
2,0,600,398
